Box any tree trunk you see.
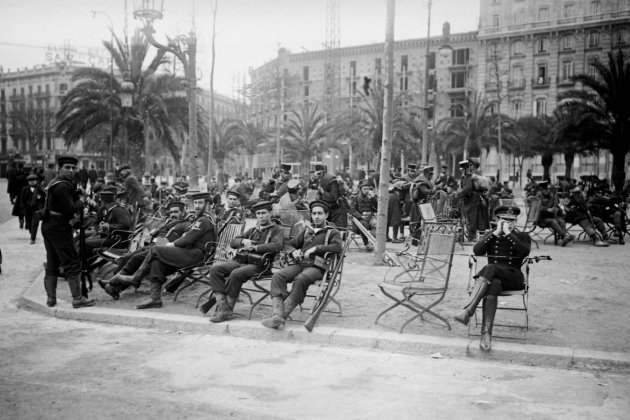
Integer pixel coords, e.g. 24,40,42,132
541,152,553,181
374,0,395,265
611,150,627,193
563,152,574,180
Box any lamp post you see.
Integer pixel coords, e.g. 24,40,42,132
134,0,199,189
420,0,432,168
91,10,115,170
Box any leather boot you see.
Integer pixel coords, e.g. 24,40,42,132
283,297,299,320
480,295,498,351
227,295,237,311
209,293,232,323
44,275,58,307
67,274,95,309
454,277,490,326
135,281,163,309
261,297,286,330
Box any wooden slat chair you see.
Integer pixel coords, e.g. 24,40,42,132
90,206,145,270
375,232,457,332
466,254,551,339
169,222,246,304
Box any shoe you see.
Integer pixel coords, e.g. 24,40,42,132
104,284,119,300
605,237,617,244
560,234,574,247
364,244,374,252
72,296,95,308
594,240,610,247
386,237,392,242
19,222,24,229
30,239,36,244
391,238,404,243
135,300,162,309
46,297,56,307
454,308,472,326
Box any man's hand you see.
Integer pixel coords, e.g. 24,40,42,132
291,249,303,260
241,244,256,252
241,239,254,248
166,242,174,247
303,247,316,259
493,221,503,236
502,222,512,235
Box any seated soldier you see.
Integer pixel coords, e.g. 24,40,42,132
202,201,284,321
261,200,343,330
350,180,378,251
83,187,132,259
535,181,574,247
216,189,244,225
587,182,627,245
565,187,612,247
453,205,532,351
131,192,216,309
99,200,190,300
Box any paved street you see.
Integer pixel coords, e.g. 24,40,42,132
1,180,630,419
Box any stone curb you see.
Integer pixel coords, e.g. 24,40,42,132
18,270,630,373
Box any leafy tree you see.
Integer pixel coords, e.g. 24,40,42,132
8,105,54,164
556,49,630,192
200,117,242,171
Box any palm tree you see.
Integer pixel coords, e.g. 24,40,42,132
202,117,242,171
236,121,269,176
282,102,329,171
56,30,200,173
556,49,630,192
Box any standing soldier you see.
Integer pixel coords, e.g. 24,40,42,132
41,156,94,308
20,174,46,244
316,164,347,228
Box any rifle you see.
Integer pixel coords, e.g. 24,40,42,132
77,206,93,297
304,237,351,332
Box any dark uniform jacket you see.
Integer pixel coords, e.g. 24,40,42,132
285,223,342,263
351,193,378,219
97,204,132,236
317,174,341,209
156,219,190,242
46,177,83,222
173,214,215,252
473,230,531,269
217,206,244,225
20,184,46,214
230,223,284,256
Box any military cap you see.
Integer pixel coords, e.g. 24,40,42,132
26,174,38,181
441,164,448,169
279,163,292,172
368,169,375,174
314,164,326,172
407,163,417,171
168,201,186,210
458,159,470,167
309,200,329,213
537,180,549,188
422,165,434,173
118,164,131,171
226,189,242,199
252,200,273,212
287,178,301,191
57,156,78,167
494,205,520,220
469,157,481,168
188,191,210,200
358,180,370,188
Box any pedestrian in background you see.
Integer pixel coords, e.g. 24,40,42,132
20,174,46,244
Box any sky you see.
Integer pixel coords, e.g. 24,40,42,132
0,0,480,97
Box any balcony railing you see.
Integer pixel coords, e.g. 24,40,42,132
508,79,526,90
532,77,551,88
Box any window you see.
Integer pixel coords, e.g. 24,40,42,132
351,80,357,95
399,74,408,91
562,36,574,50
563,3,575,18
512,100,522,118
535,98,547,116
303,85,309,97
450,102,464,117
511,64,524,87
374,58,382,76
512,40,524,55
400,56,407,73
588,31,600,48
59,83,68,93
537,63,547,84
588,57,599,77
515,10,525,23
302,66,309,81
493,14,500,27
427,52,436,70
451,71,466,88
452,48,469,65
537,37,547,53
45,84,50,93
590,1,600,14
350,60,357,77
538,7,549,20
428,74,436,91
562,60,574,81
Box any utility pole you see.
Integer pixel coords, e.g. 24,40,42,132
374,0,395,264
207,0,218,182
420,0,432,168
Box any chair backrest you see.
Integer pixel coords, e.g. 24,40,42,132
414,232,456,287
419,202,436,222
213,222,246,263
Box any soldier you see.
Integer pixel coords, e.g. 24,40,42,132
216,190,244,226
315,164,347,228
261,200,343,330
83,187,132,259
434,164,458,194
273,163,293,198
99,200,190,300
587,182,627,245
565,187,611,247
133,192,216,309
118,165,150,212
20,173,46,244
456,159,490,241
350,180,378,251
41,156,94,308
203,201,284,322
454,205,531,351
536,180,574,247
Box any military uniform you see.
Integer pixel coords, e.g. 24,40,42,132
350,190,378,246
318,171,346,228
457,162,489,241
84,200,132,259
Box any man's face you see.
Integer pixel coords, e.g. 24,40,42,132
408,168,417,177
311,206,327,226
59,163,77,180
360,186,370,196
168,207,184,221
316,171,324,179
28,179,38,187
193,199,206,213
497,216,515,230
426,171,434,181
256,209,272,225
226,195,239,208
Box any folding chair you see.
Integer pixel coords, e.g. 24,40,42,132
351,216,376,249
375,232,457,332
518,199,541,249
466,254,551,339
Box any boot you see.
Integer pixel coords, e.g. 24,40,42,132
261,297,286,330
209,293,232,323
591,233,609,247
283,298,299,320
67,274,95,309
480,295,498,351
560,234,574,247
454,277,490,326
44,274,58,307
135,281,163,309
227,295,237,311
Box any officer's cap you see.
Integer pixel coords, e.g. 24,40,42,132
168,201,186,210
494,205,520,220
314,164,326,172
279,163,291,172
407,163,417,171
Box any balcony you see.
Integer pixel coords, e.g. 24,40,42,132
508,79,526,90
532,77,551,88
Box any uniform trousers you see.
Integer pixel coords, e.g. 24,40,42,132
41,217,80,277
270,264,325,304
208,260,265,298
475,264,524,296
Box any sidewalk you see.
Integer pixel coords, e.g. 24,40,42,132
5,214,630,372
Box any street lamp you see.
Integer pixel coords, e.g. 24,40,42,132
91,10,115,170
133,0,199,189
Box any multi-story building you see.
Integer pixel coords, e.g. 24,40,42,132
248,0,630,181
0,63,103,177
478,0,630,180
